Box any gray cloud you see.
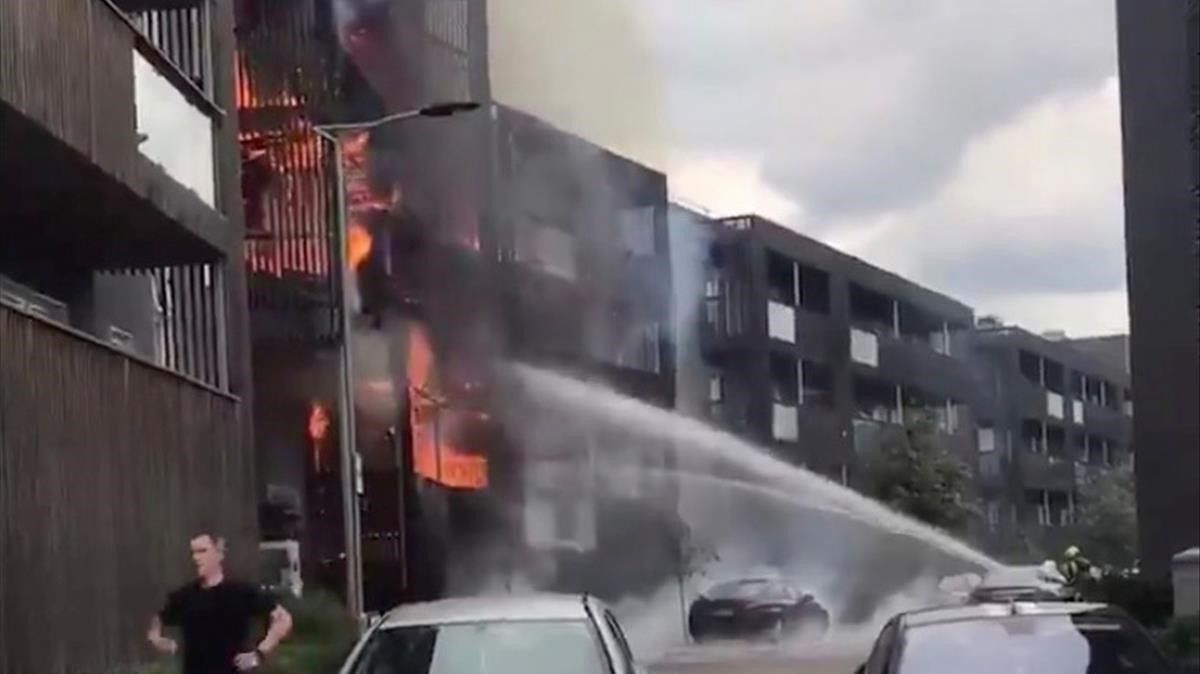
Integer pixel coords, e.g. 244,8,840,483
647,0,1118,219
924,239,1127,297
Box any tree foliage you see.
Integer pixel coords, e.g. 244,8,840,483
862,415,975,533
1073,464,1138,570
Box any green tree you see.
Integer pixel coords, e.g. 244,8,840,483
862,414,975,533
1073,464,1138,570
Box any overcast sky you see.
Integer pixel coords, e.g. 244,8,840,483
491,0,1128,337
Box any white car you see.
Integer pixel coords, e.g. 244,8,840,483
338,594,647,674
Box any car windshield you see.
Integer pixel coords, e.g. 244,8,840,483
706,580,780,601
897,614,1173,674
348,620,609,674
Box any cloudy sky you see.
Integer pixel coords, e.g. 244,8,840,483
490,0,1128,336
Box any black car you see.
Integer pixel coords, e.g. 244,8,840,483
855,602,1178,674
688,578,829,643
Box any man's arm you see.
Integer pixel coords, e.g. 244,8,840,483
256,604,293,655
146,615,177,655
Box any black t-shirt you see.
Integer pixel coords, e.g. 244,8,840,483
160,579,278,674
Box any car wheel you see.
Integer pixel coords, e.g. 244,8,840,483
791,606,829,642
767,617,785,643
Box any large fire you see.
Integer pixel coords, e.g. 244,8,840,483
406,324,488,490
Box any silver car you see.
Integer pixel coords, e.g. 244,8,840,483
338,594,646,674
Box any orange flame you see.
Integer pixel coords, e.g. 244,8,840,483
348,221,373,271
405,324,488,490
307,401,332,473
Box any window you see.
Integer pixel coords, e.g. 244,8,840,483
978,426,996,453
1027,490,1051,527
772,404,798,442
618,206,656,256
986,501,1001,532
798,265,832,314
767,300,796,343
515,221,576,279
800,360,834,407
704,272,743,335
930,325,952,356
932,401,963,434
766,251,796,306
708,374,724,403
850,328,879,366
615,322,661,373
1019,350,1041,385
770,354,800,406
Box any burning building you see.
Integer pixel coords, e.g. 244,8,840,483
235,0,680,610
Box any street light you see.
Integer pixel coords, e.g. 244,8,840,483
312,100,478,620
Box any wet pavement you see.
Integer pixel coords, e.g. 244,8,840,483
648,637,868,674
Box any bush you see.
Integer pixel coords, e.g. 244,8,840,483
1158,616,1200,664
262,591,361,674
1083,574,1174,628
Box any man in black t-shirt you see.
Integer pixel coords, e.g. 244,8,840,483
147,533,293,674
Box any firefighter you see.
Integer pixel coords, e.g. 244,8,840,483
1059,546,1101,599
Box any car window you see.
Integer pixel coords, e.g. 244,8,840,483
603,610,636,671
349,620,608,674
706,579,775,600
895,614,1173,674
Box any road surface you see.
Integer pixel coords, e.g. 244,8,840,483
649,637,869,674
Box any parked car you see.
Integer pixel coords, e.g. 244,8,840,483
687,577,829,643
968,563,1071,604
337,593,645,674
854,601,1177,674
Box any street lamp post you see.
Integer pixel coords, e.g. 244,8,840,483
312,101,479,620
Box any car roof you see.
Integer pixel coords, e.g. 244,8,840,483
378,593,596,629
900,602,1113,629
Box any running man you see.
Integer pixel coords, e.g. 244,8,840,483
148,532,293,673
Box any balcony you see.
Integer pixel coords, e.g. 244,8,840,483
1,303,250,674
1017,450,1077,491
0,0,230,270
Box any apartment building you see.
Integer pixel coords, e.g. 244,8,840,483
1,1,253,671
1115,0,1200,578
972,322,1133,559
234,0,677,608
679,211,976,485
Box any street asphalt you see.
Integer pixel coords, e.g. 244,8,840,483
648,636,870,674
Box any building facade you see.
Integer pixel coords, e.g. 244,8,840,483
972,323,1133,560
676,211,977,486
1115,0,1200,578
1,0,255,671
234,0,678,610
